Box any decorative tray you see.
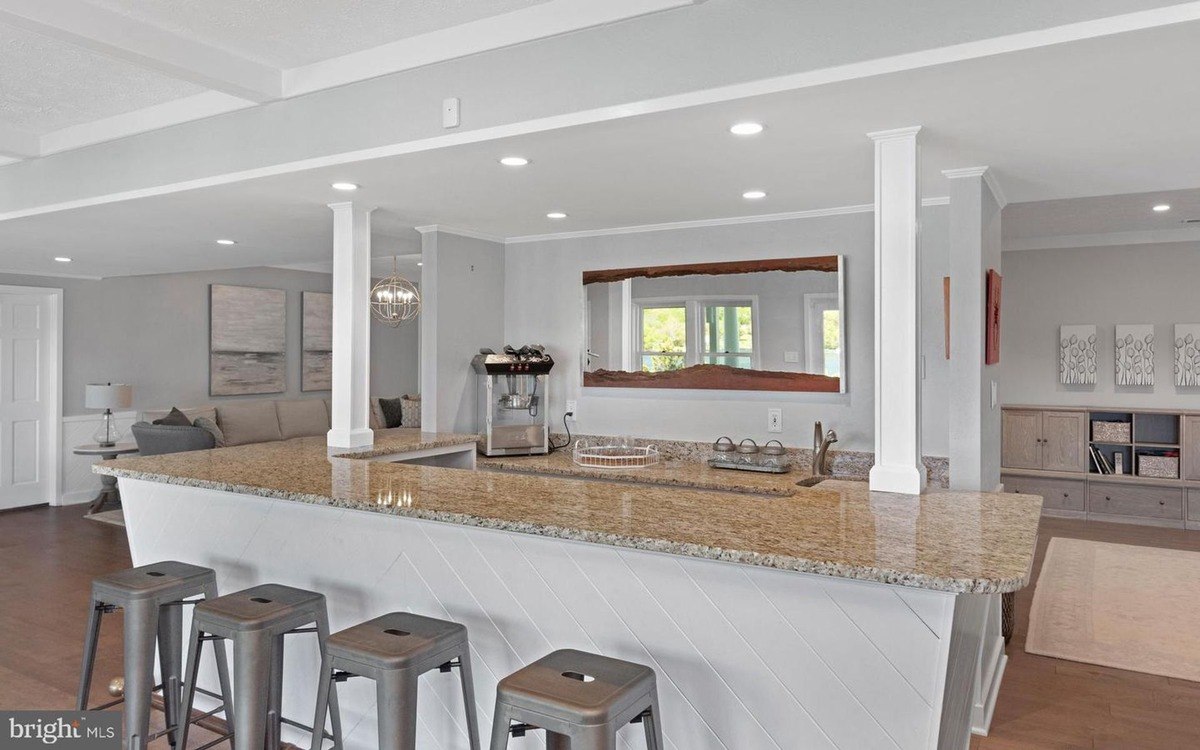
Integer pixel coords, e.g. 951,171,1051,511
707,458,793,474
573,442,661,469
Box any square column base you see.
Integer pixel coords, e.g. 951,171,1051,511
869,463,928,495
327,428,374,451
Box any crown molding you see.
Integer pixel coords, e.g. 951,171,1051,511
414,225,505,243
0,267,103,281
1004,226,1200,252
941,166,1008,209
866,125,922,141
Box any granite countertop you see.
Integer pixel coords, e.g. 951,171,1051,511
96,429,1042,594
478,450,805,496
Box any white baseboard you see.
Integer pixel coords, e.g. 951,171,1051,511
60,489,98,506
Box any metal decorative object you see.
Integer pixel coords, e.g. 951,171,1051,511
1059,325,1097,385
370,257,421,327
107,676,124,697
1115,324,1154,386
1174,324,1200,387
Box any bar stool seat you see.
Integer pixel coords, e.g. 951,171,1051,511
491,649,662,750
179,583,342,750
312,612,481,750
78,561,233,750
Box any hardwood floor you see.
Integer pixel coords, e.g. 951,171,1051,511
2,504,1198,748
971,516,1200,750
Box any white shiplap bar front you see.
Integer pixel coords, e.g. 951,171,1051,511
120,477,991,750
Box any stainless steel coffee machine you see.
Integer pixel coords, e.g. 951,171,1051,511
472,345,555,456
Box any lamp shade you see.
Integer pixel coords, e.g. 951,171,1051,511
85,383,132,410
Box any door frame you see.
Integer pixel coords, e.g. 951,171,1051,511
0,285,63,506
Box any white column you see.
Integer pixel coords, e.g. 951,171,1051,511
327,202,374,449
868,126,927,495
944,167,1005,492
416,226,439,432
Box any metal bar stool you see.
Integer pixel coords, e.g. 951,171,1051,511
490,649,663,750
310,612,481,750
77,560,234,750
178,583,343,750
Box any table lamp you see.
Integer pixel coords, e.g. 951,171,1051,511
86,383,133,447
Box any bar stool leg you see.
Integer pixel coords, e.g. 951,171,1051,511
571,725,616,750
77,601,104,710
157,603,184,748
123,599,161,750
176,622,204,750
545,732,571,750
201,581,236,730
488,703,512,750
267,634,286,749
457,648,482,750
315,611,343,748
376,670,418,750
231,630,273,750
642,696,663,750
308,659,336,750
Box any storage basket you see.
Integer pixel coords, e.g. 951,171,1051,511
1138,455,1179,479
1092,421,1131,443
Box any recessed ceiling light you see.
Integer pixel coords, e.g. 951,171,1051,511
216,239,237,245
331,182,359,191
54,257,72,263
546,212,568,219
730,122,764,136
742,190,767,200
1153,204,1171,212
499,156,530,167
417,262,423,266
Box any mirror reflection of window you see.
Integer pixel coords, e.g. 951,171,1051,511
638,305,687,372
701,303,754,369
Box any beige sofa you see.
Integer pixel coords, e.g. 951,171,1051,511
143,396,419,448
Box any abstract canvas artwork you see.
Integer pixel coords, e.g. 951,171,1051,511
1059,325,1097,385
1175,324,1200,387
210,284,286,396
1114,324,1154,387
302,291,333,391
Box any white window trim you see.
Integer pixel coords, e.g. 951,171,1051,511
631,294,760,370
804,292,840,375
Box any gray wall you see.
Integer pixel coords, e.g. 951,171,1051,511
505,208,950,454
422,231,506,434
1001,241,1200,408
0,267,419,416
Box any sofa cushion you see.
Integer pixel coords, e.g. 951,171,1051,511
216,401,282,446
152,407,192,426
276,399,330,440
143,406,217,424
192,417,227,448
379,397,405,428
131,422,216,456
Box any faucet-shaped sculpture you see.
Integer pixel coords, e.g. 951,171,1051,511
812,421,839,477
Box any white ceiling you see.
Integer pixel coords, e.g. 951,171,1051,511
82,0,553,68
0,23,201,132
1005,187,1200,238
4,18,1200,278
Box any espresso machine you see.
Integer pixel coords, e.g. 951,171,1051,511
472,345,555,456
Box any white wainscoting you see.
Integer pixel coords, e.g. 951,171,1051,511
60,412,138,505
120,477,988,750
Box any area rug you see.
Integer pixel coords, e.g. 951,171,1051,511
85,509,125,528
1026,537,1200,681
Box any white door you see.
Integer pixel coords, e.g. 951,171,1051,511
0,291,58,509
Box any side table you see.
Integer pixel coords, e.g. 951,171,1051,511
73,443,138,514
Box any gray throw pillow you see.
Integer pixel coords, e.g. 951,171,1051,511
153,407,192,426
193,417,227,448
379,397,405,428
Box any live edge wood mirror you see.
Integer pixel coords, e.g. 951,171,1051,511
582,256,845,393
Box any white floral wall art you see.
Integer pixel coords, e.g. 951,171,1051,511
1115,325,1155,387
1059,325,1097,385
1175,324,1200,387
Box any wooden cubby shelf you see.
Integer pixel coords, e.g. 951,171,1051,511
1002,405,1199,530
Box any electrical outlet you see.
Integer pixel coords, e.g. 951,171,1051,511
767,408,782,433
565,400,578,419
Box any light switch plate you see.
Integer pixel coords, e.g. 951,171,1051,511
442,97,460,128
767,408,782,433
990,381,998,408
783,351,800,363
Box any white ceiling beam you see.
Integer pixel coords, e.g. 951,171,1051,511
284,0,703,96
0,0,282,102
0,121,39,159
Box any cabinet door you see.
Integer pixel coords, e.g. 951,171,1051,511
1184,416,1200,481
1001,410,1042,469
1042,411,1088,472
